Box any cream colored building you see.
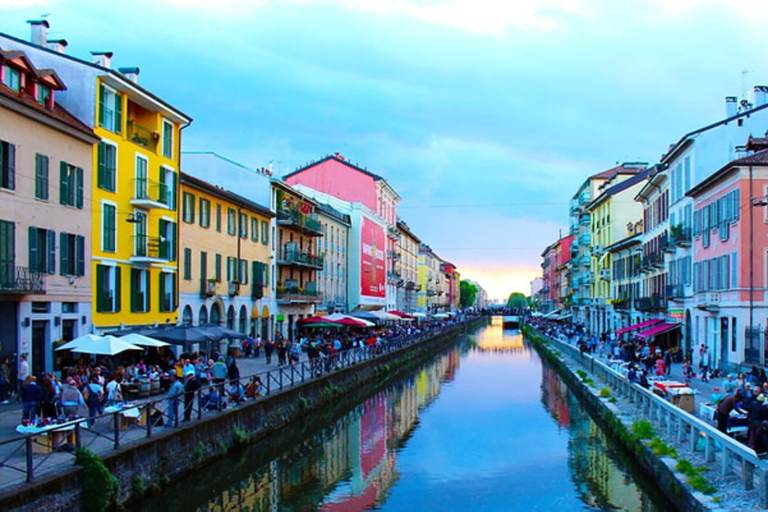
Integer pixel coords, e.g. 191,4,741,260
316,202,350,314
396,220,420,312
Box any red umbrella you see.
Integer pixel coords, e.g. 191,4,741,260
298,316,337,325
389,310,415,319
332,317,370,327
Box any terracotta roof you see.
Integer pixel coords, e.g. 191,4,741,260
746,136,768,152
687,148,768,198
0,82,95,139
728,147,768,166
589,162,646,180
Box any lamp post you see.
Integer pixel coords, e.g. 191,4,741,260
750,163,767,365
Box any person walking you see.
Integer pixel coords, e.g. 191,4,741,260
264,339,274,364
166,374,184,427
183,370,200,422
20,376,42,422
699,343,709,382
84,376,103,427
60,378,85,418
17,354,29,400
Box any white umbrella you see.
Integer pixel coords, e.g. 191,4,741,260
56,334,142,356
433,313,450,319
117,333,170,348
325,313,375,327
370,311,401,321
412,312,427,318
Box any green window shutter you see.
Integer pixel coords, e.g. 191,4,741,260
96,265,105,312
60,232,69,275
171,222,177,260
114,92,123,134
97,143,107,190
145,270,151,312
216,204,221,232
158,168,167,204
171,276,177,311
190,195,195,222
76,235,85,276
35,154,42,199
114,266,122,312
76,167,83,209
98,84,106,127
130,268,138,312
108,145,116,191
60,161,69,205
215,254,221,281
183,248,191,280
41,156,49,200
200,251,207,281
28,226,37,271
169,171,177,211
265,262,269,285
48,230,56,274
159,273,166,311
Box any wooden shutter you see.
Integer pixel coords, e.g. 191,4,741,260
76,167,83,209
7,143,14,190
131,268,138,312
200,251,207,281
60,232,69,275
97,144,106,190
159,272,166,311
114,266,122,312
48,230,56,274
96,265,106,312
98,84,106,127
60,161,69,205
145,270,151,312
114,92,123,134
28,226,37,271
76,235,85,276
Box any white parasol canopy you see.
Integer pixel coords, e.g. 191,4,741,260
117,333,170,348
370,310,402,321
55,334,143,356
325,313,375,327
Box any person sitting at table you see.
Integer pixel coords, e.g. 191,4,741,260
60,378,85,418
20,376,42,423
136,360,147,376
722,374,737,396
748,394,768,448
40,375,57,419
716,388,745,434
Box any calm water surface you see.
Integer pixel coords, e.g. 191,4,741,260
141,319,672,511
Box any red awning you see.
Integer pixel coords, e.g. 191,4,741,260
635,322,680,340
389,310,415,319
615,318,663,336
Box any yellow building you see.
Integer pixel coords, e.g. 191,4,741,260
178,173,273,338
0,23,192,331
396,220,420,312
417,243,440,312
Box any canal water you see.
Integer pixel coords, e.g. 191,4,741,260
141,318,673,511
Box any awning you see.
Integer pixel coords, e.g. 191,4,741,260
635,322,680,341
615,318,663,336
542,309,561,319
553,313,572,321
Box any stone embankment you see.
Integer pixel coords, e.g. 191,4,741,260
524,325,766,512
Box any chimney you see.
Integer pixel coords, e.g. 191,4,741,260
46,39,68,54
27,19,49,47
90,51,113,69
726,96,738,118
755,86,768,108
118,66,140,84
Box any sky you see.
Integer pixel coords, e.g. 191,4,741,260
4,0,768,300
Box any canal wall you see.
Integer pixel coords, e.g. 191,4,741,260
0,317,487,512
523,326,714,512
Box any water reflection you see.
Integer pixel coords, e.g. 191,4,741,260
141,319,669,511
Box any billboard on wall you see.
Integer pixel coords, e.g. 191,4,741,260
361,216,386,298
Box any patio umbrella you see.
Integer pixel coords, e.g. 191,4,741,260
300,321,343,329
411,312,427,318
389,310,415,320
298,316,333,325
325,313,375,327
370,311,401,321
200,325,248,340
117,333,170,348
56,334,142,356
349,310,380,322
151,325,218,346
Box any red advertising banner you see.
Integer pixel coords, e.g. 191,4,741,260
361,217,386,298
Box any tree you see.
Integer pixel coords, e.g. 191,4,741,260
506,292,528,309
459,280,478,308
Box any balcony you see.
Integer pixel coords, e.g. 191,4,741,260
277,247,324,269
661,235,674,254
387,225,399,239
131,178,170,210
578,192,590,205
584,273,594,284
405,280,416,289
0,265,45,295
696,292,720,312
612,297,631,311
387,271,403,286
579,216,590,226
127,120,159,152
277,209,322,236
277,281,323,304
228,281,240,296
635,295,666,312
666,283,685,301
579,254,591,266
599,268,611,280
569,204,582,216
579,233,590,246
200,279,217,298
131,235,169,264
542,258,551,268
670,225,692,248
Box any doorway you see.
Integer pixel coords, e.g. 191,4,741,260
31,320,47,378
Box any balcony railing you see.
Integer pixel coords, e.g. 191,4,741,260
635,295,666,312
579,216,590,226
127,120,159,152
200,280,217,297
0,265,45,295
579,233,590,245
666,283,685,300
277,282,323,303
612,297,631,311
599,268,611,280
131,178,169,209
131,235,169,262
278,247,324,269
660,235,674,253
670,225,692,247
277,209,322,235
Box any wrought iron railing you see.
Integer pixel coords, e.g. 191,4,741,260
0,265,45,294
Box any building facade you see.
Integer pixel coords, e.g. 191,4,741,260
315,203,350,315
0,45,99,375
396,220,420,313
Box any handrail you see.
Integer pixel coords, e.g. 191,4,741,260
0,316,480,489
536,328,768,505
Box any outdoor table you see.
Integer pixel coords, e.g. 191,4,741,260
104,403,147,430
728,412,749,437
699,403,717,421
16,423,76,453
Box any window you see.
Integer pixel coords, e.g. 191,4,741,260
200,251,207,281
183,248,192,280
159,272,176,312
130,268,150,313
182,192,195,223
216,204,221,232
35,154,49,200
0,140,16,190
199,198,210,228
3,65,20,91
28,227,55,274
732,252,738,289
159,167,176,210
37,84,50,106
59,233,85,276
215,253,222,281
98,84,122,134
162,120,173,159
97,142,117,191
158,219,176,260
102,203,116,252
0,220,15,277
133,211,147,256
261,220,269,245
96,264,121,313
227,256,237,282
135,156,148,199
59,162,83,208
227,208,236,235
239,258,248,284
251,217,258,241
239,212,247,239
684,156,691,193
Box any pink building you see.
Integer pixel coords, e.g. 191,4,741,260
540,234,573,312
284,154,401,310
688,141,768,370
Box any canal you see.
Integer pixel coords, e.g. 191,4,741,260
140,318,673,511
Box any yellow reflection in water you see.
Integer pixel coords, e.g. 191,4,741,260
473,317,530,355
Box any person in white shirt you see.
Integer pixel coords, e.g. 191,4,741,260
17,355,29,399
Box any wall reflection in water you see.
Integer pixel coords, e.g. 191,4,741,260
541,364,660,512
